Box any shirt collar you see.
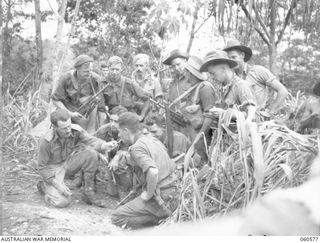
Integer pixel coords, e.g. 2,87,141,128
133,132,144,143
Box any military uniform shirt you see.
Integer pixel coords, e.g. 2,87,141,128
51,70,104,112
241,64,276,108
129,133,176,186
38,124,108,181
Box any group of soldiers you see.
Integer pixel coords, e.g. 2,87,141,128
36,38,320,229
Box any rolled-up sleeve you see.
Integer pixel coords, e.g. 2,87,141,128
247,65,276,87
51,75,68,102
78,129,108,153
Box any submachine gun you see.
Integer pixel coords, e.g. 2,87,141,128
77,83,111,118
148,98,187,128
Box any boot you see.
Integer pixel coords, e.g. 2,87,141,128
37,181,45,195
67,171,83,189
82,172,108,207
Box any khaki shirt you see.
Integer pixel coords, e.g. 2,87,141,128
38,124,107,181
132,71,163,99
101,76,147,110
129,133,176,187
51,70,104,112
222,75,256,108
162,131,190,157
241,64,276,108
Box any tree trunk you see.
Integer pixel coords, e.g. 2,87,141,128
0,0,4,235
52,0,68,89
34,0,43,86
186,1,201,53
268,0,278,74
2,0,12,94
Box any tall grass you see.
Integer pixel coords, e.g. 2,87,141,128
168,105,318,224
3,88,48,195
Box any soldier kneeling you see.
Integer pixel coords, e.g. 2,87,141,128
37,109,117,208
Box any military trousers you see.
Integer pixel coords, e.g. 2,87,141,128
40,149,99,208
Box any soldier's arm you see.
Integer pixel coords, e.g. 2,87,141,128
38,139,54,182
268,79,289,114
51,74,83,119
236,82,257,121
199,84,217,133
130,145,158,201
78,126,117,153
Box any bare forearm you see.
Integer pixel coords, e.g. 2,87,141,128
270,90,288,113
146,168,158,198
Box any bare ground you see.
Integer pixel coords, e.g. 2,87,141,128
1,160,124,236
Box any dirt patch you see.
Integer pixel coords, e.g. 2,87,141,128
2,164,125,235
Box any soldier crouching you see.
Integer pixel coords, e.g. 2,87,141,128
37,108,117,208
110,112,180,229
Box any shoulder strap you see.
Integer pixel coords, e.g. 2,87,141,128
192,81,215,104
169,83,199,108
119,78,126,106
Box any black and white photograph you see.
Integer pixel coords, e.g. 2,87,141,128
0,0,319,239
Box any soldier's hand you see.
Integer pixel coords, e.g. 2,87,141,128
102,140,118,152
209,107,225,117
70,111,84,120
140,191,153,201
51,179,72,197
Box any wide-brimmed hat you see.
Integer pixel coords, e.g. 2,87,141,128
223,39,253,62
313,82,320,96
163,49,189,65
200,50,238,72
185,56,206,80
74,55,93,68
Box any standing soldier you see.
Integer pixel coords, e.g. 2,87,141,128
111,112,180,229
200,50,257,121
223,39,288,116
132,53,163,101
162,49,189,110
37,109,117,208
51,55,106,134
100,56,149,121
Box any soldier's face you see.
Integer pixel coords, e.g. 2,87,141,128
149,124,163,141
227,50,245,69
207,64,227,85
110,114,119,128
107,63,122,81
134,60,148,75
56,119,72,138
77,63,91,80
170,58,186,76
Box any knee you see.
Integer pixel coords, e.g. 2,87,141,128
44,194,71,208
111,210,125,227
82,149,99,163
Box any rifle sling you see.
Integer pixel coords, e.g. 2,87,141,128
169,83,199,108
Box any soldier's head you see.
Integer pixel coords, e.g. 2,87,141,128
50,109,72,139
223,39,253,71
109,106,128,128
106,56,123,82
200,50,237,86
133,53,150,79
163,49,189,77
145,114,165,141
74,55,93,80
117,112,141,145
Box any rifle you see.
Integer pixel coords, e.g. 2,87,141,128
77,83,111,118
149,97,187,128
